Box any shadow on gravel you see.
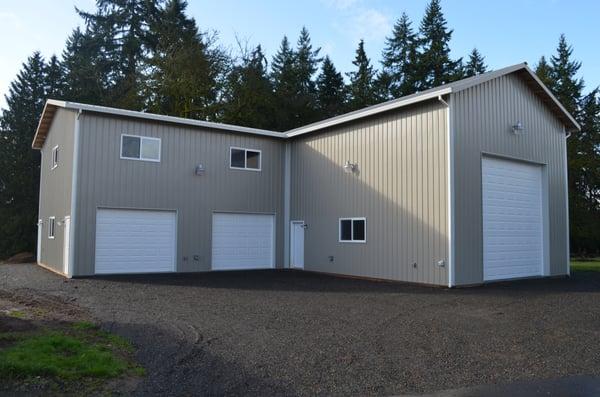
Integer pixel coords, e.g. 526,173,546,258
103,321,296,396
87,268,600,296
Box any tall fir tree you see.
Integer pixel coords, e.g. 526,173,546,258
535,56,553,88
271,36,298,130
463,48,487,77
538,34,600,255
61,27,112,105
221,45,277,129
381,12,419,98
77,0,162,110
316,56,347,119
0,53,53,258
416,0,462,89
347,39,377,111
146,0,228,120
44,55,66,99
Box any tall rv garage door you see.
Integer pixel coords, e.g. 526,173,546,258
482,157,544,281
95,209,177,274
212,213,275,270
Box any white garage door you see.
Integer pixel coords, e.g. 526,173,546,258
95,209,177,274
212,213,275,270
482,157,544,281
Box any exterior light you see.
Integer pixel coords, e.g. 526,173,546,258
343,160,358,173
511,121,525,134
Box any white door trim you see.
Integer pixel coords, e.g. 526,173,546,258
63,216,71,276
290,220,305,269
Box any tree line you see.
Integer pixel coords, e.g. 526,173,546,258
0,0,598,258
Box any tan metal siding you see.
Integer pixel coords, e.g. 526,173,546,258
453,73,568,285
38,108,76,273
73,114,284,276
290,101,449,285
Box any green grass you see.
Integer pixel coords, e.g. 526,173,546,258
0,324,142,381
6,310,26,319
571,258,600,273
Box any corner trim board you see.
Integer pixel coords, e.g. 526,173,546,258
67,110,81,278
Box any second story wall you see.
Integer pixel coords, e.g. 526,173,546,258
73,113,285,275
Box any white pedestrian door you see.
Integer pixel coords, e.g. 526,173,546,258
290,221,304,269
482,157,544,281
63,216,70,275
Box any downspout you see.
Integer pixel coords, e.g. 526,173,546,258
563,125,570,276
438,95,454,288
283,141,291,268
68,109,82,278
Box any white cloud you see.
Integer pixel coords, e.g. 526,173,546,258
351,8,391,42
0,12,23,30
323,0,361,10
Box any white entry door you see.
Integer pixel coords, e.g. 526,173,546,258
290,221,305,269
95,209,177,274
63,216,71,275
212,213,275,270
482,157,544,281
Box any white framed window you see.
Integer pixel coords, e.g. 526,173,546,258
48,217,56,239
51,145,59,169
230,147,261,171
339,217,366,243
120,134,161,162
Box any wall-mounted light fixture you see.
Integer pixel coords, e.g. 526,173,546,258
343,160,358,174
511,121,525,135
195,164,205,175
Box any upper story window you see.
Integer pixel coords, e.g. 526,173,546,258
339,217,366,243
230,147,261,171
121,134,161,162
48,217,56,239
51,146,59,169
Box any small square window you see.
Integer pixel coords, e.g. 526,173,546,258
339,217,366,243
51,146,59,169
230,147,261,171
121,135,160,162
48,217,55,239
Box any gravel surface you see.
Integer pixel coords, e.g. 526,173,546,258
1,263,599,396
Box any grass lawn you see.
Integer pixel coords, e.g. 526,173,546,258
571,258,600,273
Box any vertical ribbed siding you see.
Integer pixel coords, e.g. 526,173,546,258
38,108,77,272
290,101,449,285
453,73,568,285
74,114,285,276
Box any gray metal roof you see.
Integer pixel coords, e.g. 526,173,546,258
32,63,580,149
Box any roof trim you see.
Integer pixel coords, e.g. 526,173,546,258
32,63,581,149
32,99,285,149
285,62,580,137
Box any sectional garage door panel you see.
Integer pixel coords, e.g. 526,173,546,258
95,209,177,274
482,157,544,281
212,213,275,270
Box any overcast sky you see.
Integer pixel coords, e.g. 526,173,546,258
1,0,598,109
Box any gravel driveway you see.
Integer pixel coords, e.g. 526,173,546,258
1,263,599,396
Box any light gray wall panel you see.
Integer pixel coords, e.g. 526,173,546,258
73,113,284,276
453,73,568,285
290,101,449,285
38,108,76,272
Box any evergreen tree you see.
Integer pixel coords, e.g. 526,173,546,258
146,0,227,120
0,53,49,258
535,55,553,88
463,48,487,77
271,28,321,130
77,0,162,110
316,56,347,119
61,27,111,104
381,12,419,98
416,0,462,89
44,55,66,99
347,40,377,111
549,34,584,117
222,45,277,129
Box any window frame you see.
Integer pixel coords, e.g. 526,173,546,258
51,145,59,170
120,134,161,162
338,217,367,243
229,146,262,171
48,216,56,239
